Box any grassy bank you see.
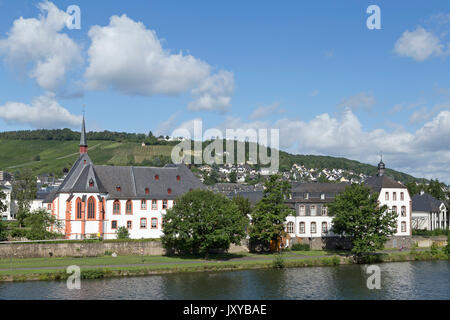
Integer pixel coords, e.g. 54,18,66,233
0,249,447,282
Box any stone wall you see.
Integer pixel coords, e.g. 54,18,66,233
291,236,413,250
412,236,448,248
0,241,249,259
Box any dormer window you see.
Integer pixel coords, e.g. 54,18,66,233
168,188,172,195
116,186,121,192
89,178,94,188
145,187,150,195
83,160,87,164
155,175,159,181
176,175,180,181
304,193,309,200
320,193,325,200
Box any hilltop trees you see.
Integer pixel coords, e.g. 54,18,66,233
12,168,37,227
161,189,248,256
327,184,397,260
249,174,293,251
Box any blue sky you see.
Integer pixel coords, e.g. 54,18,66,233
0,1,449,182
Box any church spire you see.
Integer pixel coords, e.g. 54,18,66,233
377,151,385,176
79,114,88,154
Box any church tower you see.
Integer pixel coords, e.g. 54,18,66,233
79,115,88,155
377,153,385,176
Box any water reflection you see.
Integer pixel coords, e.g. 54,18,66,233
0,261,448,300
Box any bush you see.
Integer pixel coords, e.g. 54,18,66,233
116,226,130,240
272,254,285,269
291,243,310,251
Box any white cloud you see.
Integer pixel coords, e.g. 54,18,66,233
394,26,445,61
155,113,179,136
249,102,283,120
0,95,82,128
172,109,450,182
0,1,82,91
85,14,234,111
409,102,450,124
338,92,375,111
187,70,234,112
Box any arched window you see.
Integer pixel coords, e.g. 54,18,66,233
141,199,146,210
392,206,397,215
321,206,327,216
401,221,406,232
311,222,316,233
310,205,316,216
299,222,305,234
401,206,406,217
287,221,294,233
76,198,82,219
89,178,94,188
113,200,121,214
87,197,96,219
126,200,133,214
322,222,328,233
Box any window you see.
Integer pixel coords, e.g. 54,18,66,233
126,221,132,229
321,193,325,200
299,222,305,234
152,200,157,210
163,200,168,209
76,198,82,219
116,186,121,192
155,175,159,181
167,188,172,195
400,192,404,201
392,206,397,215
304,193,309,200
111,220,117,229
145,188,150,195
321,206,327,216
87,197,96,219
299,205,305,216
401,221,406,232
113,200,120,214
311,222,316,234
89,178,94,188
176,175,180,181
393,192,397,201
385,192,389,200
322,222,328,233
141,199,146,210
47,203,52,210
126,200,132,214
140,218,147,229
401,206,406,217
287,221,294,233
310,205,316,216
151,218,158,229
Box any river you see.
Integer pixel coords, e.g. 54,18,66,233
0,261,448,299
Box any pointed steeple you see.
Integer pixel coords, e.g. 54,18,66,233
79,114,88,154
377,152,385,176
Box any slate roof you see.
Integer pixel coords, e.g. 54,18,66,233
412,193,444,212
230,191,264,205
364,175,406,192
291,182,350,198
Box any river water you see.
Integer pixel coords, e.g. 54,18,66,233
0,261,448,300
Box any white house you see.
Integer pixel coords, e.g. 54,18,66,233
412,191,448,230
0,183,15,221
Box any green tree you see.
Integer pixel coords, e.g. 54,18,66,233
426,179,446,201
327,184,397,260
229,171,237,183
232,194,252,217
161,189,248,256
116,226,130,239
0,189,7,214
12,168,37,227
24,209,63,240
249,174,293,251
405,181,422,197
0,190,7,241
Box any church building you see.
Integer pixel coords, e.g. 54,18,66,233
44,117,204,239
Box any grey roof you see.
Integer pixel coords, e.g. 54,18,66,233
80,115,87,146
43,191,57,204
364,175,405,192
57,153,99,193
230,191,264,205
412,193,444,212
291,182,350,196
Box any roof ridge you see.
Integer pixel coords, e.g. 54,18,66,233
130,166,137,197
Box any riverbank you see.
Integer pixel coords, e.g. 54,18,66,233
0,248,448,282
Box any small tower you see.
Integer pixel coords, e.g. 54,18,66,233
377,152,385,176
79,115,88,155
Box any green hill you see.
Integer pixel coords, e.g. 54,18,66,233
0,137,425,183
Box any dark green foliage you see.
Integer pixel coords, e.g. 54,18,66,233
232,195,252,217
24,209,63,240
412,229,449,236
291,243,310,251
0,190,7,214
116,226,130,239
12,168,37,227
327,184,397,258
249,174,293,248
272,254,285,268
406,179,447,201
161,189,248,256
229,171,237,183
